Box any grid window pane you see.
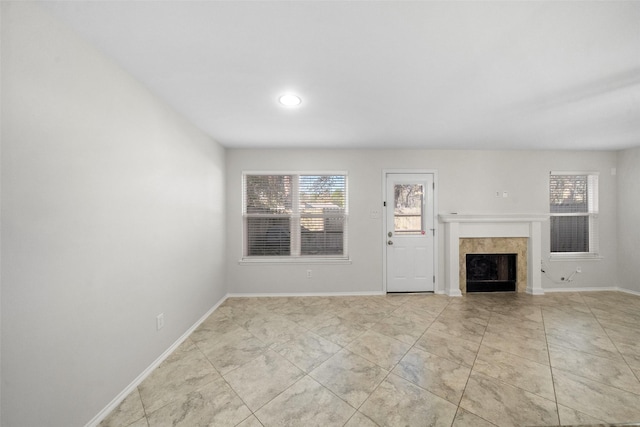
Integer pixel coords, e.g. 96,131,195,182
549,173,598,255
244,174,347,258
550,216,589,253
394,184,424,234
246,217,291,256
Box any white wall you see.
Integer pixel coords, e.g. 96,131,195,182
226,149,618,294
617,147,640,293
1,3,226,426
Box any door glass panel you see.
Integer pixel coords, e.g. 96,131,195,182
394,184,424,234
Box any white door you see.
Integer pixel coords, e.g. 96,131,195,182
385,173,435,292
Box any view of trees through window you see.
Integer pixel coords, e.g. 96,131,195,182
550,174,593,253
394,184,424,234
244,174,347,257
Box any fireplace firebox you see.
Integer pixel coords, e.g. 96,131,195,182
466,253,517,292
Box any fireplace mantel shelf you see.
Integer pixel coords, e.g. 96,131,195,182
440,213,547,297
439,213,549,223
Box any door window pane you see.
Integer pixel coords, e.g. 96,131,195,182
394,184,424,234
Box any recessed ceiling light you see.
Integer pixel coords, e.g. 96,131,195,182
279,94,302,107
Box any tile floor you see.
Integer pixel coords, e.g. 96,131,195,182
100,291,640,427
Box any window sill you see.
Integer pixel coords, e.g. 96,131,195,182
549,253,603,262
239,257,352,265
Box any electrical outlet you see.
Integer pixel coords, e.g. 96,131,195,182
306,270,312,279
156,313,165,330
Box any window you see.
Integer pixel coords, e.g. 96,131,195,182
242,173,348,260
549,172,599,258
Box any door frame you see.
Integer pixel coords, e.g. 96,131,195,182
382,169,439,293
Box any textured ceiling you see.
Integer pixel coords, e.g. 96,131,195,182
40,1,640,150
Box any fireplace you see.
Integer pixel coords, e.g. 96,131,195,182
439,214,548,296
466,253,517,292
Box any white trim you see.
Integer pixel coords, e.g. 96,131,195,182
549,254,603,262
619,288,640,297
543,286,618,293
382,169,439,294
85,296,228,427
238,258,352,265
227,291,385,298
243,170,349,176
550,170,600,176
439,213,549,223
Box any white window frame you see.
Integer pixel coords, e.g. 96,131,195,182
549,171,601,261
241,171,350,264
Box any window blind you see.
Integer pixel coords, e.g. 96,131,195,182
243,173,348,258
549,173,599,255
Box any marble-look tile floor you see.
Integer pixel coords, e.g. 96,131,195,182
100,291,640,427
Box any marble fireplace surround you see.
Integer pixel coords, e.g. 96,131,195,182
440,214,549,297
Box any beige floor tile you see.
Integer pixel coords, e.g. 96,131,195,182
400,305,447,321
414,330,480,367
451,408,497,427
603,324,640,369
486,311,546,338
195,328,270,374
374,313,432,345
97,292,640,427
360,373,458,427
190,315,243,343
146,377,251,427
480,329,549,365
437,309,490,327
310,349,388,408
126,418,149,427
546,326,622,361
311,315,368,347
392,347,471,404
273,330,342,373
138,339,221,413
459,372,559,427
346,329,411,370
343,411,379,427
98,389,146,427
241,313,307,348
223,350,304,411
553,369,640,423
473,345,555,400
490,304,543,323
236,414,265,427
254,376,355,427
338,311,388,330
557,404,606,426
549,344,640,395
428,317,486,343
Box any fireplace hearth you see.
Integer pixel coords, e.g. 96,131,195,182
466,253,517,292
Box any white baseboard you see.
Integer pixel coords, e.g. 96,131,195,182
85,295,228,427
543,286,619,293
227,291,385,298
544,286,640,298
618,287,640,297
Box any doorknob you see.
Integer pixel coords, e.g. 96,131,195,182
388,231,393,237
387,240,393,245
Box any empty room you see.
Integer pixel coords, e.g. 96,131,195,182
2,1,640,426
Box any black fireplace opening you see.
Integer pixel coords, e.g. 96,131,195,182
466,253,517,292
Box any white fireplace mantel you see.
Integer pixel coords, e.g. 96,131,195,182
439,213,549,296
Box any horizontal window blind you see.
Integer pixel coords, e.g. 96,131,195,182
243,173,348,258
549,173,598,254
